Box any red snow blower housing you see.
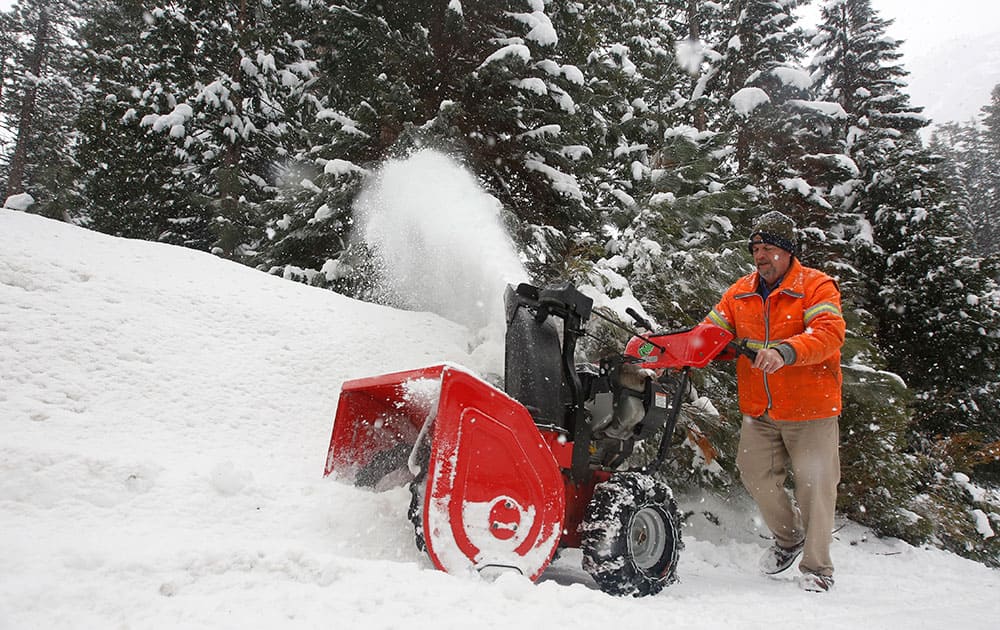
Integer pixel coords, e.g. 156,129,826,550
324,282,752,596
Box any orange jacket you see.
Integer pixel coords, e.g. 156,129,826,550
705,258,845,421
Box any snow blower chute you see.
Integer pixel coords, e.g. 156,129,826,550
324,282,752,596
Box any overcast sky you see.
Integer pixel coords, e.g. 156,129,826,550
0,0,997,127
802,0,1000,126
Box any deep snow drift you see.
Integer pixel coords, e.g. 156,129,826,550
2,207,999,629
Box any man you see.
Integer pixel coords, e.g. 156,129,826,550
706,211,845,592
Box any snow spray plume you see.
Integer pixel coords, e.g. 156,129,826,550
353,149,529,371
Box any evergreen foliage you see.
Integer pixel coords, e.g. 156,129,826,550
124,0,315,259
0,0,84,220
257,0,602,288
931,85,1000,257
809,0,1000,556
983,85,1000,240
73,0,209,247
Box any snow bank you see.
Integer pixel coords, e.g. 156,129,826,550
2,208,1000,629
3,192,34,210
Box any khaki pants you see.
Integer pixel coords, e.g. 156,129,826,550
736,413,840,576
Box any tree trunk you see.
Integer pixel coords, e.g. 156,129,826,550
727,0,752,173
5,8,50,201
0,55,6,107
217,0,248,257
687,0,706,131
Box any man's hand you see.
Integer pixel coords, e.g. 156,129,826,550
753,347,785,374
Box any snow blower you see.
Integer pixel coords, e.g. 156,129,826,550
324,282,752,596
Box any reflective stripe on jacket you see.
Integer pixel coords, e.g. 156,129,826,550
706,258,845,421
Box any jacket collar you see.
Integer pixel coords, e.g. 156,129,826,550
737,258,806,299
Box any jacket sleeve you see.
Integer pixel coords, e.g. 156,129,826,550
783,277,845,365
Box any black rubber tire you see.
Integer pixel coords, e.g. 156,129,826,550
580,472,682,597
407,438,431,552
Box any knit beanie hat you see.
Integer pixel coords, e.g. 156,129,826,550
748,210,796,256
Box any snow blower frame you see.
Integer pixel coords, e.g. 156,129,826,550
324,282,752,596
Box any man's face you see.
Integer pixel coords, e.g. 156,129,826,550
751,241,792,284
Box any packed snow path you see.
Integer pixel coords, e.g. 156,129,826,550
2,210,998,629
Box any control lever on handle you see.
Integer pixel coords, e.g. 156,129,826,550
625,307,653,331
727,339,758,362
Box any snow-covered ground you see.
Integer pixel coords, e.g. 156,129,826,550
3,204,999,629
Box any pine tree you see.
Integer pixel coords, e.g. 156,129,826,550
869,146,1000,438
71,0,208,247
121,0,315,260
556,1,677,216
0,10,18,154
714,0,807,170
981,84,1000,251
257,0,600,290
807,0,924,232
553,0,689,291
810,0,1000,562
256,0,443,292
811,0,1000,439
0,0,84,220
928,121,992,255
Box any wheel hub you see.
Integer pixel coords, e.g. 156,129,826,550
629,506,669,570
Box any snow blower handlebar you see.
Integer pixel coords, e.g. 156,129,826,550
722,338,759,363
588,308,667,355
507,284,759,480
625,307,653,331
592,307,759,366
614,322,756,475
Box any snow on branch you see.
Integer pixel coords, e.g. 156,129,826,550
547,84,576,114
518,124,561,139
479,44,531,69
257,51,278,74
730,87,770,115
140,103,194,138
513,77,547,95
535,59,584,85
771,66,812,89
560,145,592,161
592,44,637,75
508,6,557,46
316,109,368,137
196,81,233,111
804,153,860,176
323,159,367,177
779,177,832,209
524,154,582,200
786,99,848,119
